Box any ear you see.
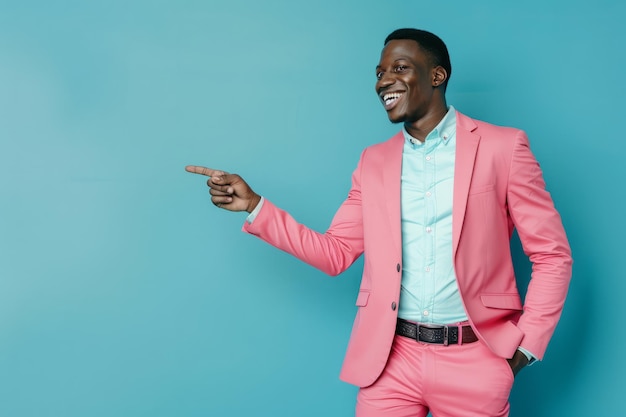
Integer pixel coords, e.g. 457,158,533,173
432,66,448,88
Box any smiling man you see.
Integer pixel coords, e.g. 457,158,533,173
186,28,572,417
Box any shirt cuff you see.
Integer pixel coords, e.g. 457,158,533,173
517,346,538,366
245,196,265,224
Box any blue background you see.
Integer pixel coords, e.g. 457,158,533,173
1,1,624,416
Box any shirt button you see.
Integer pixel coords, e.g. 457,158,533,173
426,156,432,161
391,302,397,311
425,191,432,197
423,310,429,316
425,266,431,272
425,227,432,233
396,263,401,272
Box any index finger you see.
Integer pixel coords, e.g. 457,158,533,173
185,165,225,177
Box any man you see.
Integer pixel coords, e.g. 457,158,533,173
186,28,572,417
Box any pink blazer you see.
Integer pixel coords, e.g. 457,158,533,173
243,111,572,388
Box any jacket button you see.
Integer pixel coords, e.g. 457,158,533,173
391,302,397,311
396,263,401,272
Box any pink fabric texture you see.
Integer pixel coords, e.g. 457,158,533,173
242,111,572,388
356,335,514,417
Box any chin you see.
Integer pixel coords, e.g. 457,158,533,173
387,113,405,124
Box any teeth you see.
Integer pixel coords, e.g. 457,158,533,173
383,92,402,105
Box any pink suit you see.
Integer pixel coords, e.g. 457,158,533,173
243,111,572,389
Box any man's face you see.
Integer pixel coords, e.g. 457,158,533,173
375,39,437,124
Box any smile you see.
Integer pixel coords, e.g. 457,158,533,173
381,92,404,109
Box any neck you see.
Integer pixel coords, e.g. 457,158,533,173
404,101,448,142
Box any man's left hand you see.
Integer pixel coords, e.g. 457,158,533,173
506,349,529,377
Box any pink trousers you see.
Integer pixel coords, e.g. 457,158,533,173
356,334,514,417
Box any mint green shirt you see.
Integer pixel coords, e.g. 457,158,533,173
398,106,468,324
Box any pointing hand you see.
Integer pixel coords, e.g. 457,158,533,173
185,165,261,213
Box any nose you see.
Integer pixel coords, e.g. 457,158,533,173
376,72,395,93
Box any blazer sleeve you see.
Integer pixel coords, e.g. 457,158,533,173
507,131,573,359
241,152,366,276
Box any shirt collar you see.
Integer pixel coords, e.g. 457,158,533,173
403,105,457,146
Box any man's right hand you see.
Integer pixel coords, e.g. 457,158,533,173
185,165,261,213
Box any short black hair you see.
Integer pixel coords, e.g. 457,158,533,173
384,28,452,91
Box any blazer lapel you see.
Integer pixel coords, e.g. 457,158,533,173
383,131,404,254
453,112,480,257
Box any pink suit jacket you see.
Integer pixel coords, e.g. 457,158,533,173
243,111,573,388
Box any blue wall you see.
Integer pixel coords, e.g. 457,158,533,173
1,1,624,416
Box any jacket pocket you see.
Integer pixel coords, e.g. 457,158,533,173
480,294,522,310
355,290,370,307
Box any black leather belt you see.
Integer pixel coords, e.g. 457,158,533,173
396,318,479,345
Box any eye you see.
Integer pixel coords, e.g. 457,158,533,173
376,71,384,80
394,65,408,73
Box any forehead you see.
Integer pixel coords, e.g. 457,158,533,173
378,39,429,66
